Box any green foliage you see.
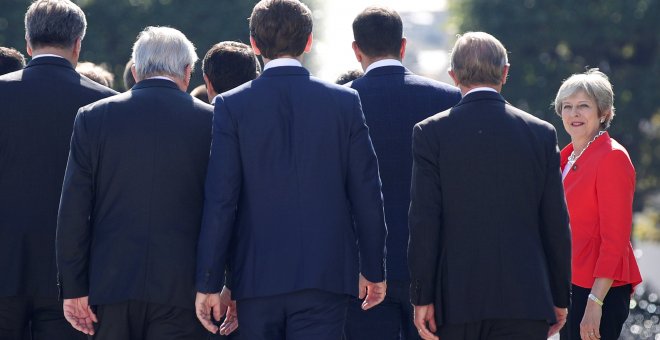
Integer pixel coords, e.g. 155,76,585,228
0,0,259,89
450,0,660,208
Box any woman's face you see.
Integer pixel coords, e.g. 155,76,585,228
560,90,603,144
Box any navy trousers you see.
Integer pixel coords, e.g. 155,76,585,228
237,289,349,340
91,300,207,340
0,296,85,340
344,279,419,339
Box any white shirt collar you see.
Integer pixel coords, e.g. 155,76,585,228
31,54,66,60
465,87,498,96
365,59,403,74
147,76,176,83
263,58,302,71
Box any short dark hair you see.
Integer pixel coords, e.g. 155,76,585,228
335,69,363,85
25,0,87,49
0,47,26,75
352,6,402,58
249,0,313,60
203,41,260,93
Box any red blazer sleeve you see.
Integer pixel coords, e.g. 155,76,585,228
593,150,636,282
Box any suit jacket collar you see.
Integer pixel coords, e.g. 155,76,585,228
132,78,181,91
25,56,74,70
363,65,411,77
260,66,310,78
454,90,505,108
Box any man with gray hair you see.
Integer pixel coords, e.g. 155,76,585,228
0,1,116,338
56,26,216,339
407,32,571,339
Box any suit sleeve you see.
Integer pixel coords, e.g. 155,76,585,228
196,96,242,293
346,94,387,283
56,109,94,299
538,127,572,308
407,124,443,306
594,150,636,281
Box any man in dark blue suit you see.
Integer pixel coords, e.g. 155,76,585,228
56,26,213,339
344,7,461,340
194,1,388,339
0,1,116,338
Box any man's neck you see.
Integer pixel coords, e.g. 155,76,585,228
459,83,502,96
31,47,77,67
361,55,401,72
261,55,303,65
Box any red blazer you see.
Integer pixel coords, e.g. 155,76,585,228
561,132,642,289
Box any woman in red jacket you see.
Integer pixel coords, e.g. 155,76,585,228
555,69,642,340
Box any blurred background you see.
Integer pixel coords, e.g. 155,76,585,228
1,0,658,338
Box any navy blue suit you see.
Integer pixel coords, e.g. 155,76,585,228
0,56,116,339
345,65,460,340
196,65,387,339
56,79,213,338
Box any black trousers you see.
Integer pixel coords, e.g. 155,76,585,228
344,279,419,340
0,296,85,340
560,284,631,340
91,300,208,340
438,319,549,340
237,289,349,340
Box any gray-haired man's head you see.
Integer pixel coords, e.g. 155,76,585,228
131,26,198,83
24,0,87,49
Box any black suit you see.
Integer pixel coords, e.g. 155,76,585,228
408,90,571,339
56,79,212,339
0,56,117,339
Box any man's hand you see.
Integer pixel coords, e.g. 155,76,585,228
548,306,568,337
413,304,438,340
63,296,97,335
196,286,238,335
218,286,238,335
358,273,386,310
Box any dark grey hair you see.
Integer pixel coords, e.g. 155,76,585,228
449,32,509,87
554,68,615,129
131,26,198,81
24,0,87,49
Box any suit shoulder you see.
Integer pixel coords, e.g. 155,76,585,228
406,73,460,94
310,75,359,96
506,103,556,134
0,69,24,82
415,107,452,130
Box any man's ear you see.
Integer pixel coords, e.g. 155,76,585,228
71,37,82,63
249,36,261,56
203,74,214,93
352,41,362,63
25,36,33,57
501,64,510,85
399,37,407,60
448,69,459,86
131,64,139,83
303,33,313,53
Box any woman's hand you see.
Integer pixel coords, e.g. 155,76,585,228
580,299,602,339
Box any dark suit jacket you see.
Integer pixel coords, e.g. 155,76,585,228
56,79,213,309
0,56,117,299
196,66,387,300
408,90,571,326
350,65,460,281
